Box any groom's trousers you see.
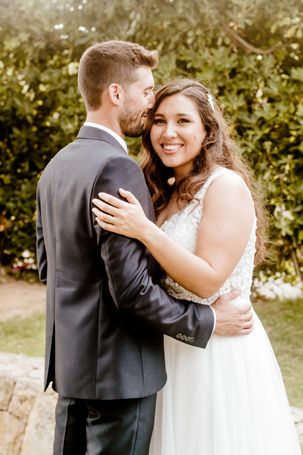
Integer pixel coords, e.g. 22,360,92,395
53,393,157,455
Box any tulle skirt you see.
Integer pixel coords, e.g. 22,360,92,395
149,308,301,455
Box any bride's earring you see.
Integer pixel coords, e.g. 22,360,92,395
167,177,176,186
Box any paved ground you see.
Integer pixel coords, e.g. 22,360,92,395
0,277,46,321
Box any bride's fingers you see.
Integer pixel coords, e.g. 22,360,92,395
241,327,253,335
92,209,116,225
92,199,120,216
92,207,102,218
119,188,140,206
98,192,125,208
96,218,119,233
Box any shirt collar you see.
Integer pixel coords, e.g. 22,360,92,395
84,122,128,153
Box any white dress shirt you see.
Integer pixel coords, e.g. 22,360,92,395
84,121,128,153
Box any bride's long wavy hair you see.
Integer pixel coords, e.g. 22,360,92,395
142,79,267,264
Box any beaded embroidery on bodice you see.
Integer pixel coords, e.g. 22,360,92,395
161,167,256,306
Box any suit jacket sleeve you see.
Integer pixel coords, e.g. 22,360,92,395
36,183,47,284
92,154,214,348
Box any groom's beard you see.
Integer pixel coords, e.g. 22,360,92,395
119,107,146,138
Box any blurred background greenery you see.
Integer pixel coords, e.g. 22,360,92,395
0,0,302,284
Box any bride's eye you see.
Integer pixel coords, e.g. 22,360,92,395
178,118,190,124
153,118,165,125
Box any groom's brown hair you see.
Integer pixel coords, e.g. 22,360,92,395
78,40,158,111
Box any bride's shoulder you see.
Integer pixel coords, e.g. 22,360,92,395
209,167,250,192
203,168,254,212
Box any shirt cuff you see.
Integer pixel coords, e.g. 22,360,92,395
210,306,216,335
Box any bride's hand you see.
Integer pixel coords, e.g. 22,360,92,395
92,189,151,241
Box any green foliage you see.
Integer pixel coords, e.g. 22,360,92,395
0,0,302,280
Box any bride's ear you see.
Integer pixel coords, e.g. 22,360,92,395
108,83,124,106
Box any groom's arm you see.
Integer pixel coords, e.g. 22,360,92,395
92,154,214,349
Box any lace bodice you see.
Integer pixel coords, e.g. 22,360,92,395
161,167,256,305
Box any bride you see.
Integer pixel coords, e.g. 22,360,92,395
92,79,301,454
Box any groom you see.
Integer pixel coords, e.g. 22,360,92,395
36,40,253,455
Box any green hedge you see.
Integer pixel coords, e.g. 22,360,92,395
0,0,302,281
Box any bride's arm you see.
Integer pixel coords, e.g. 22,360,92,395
93,174,255,298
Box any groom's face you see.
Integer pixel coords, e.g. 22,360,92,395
119,66,155,137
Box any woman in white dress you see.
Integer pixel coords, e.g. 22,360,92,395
92,79,301,454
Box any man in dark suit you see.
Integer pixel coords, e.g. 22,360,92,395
36,41,253,455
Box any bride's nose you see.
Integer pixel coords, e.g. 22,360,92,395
163,122,177,138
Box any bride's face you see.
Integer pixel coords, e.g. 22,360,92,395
150,94,207,180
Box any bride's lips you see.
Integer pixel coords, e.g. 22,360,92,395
160,144,184,154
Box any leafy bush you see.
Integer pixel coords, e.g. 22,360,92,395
0,0,302,283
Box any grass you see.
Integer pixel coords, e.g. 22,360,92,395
0,299,302,407
0,312,45,357
254,298,303,407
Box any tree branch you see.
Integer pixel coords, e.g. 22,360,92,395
221,23,287,55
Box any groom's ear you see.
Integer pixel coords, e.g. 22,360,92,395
108,83,123,106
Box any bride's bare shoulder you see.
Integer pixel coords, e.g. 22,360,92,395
203,170,255,217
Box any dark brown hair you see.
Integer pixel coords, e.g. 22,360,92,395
78,40,158,111
142,79,267,264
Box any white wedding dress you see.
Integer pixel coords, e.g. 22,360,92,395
149,167,301,455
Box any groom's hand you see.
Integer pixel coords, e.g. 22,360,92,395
212,290,253,336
